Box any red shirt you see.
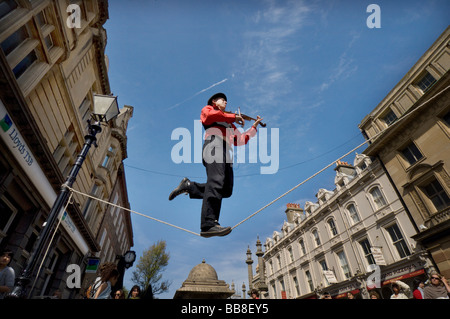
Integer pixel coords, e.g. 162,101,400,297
201,105,257,146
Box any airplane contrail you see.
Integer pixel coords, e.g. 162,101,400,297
168,78,228,110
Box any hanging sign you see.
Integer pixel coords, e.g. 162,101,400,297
323,270,338,284
371,247,387,266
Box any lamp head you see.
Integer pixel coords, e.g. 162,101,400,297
92,94,120,123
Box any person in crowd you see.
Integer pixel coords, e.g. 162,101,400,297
141,284,154,299
347,292,355,299
320,291,332,299
390,280,410,299
0,249,15,299
250,289,259,299
87,262,118,299
128,285,141,299
412,278,425,299
424,272,450,299
114,289,125,299
369,290,382,299
93,268,119,299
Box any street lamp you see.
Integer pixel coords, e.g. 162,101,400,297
113,250,136,294
6,94,120,299
92,94,120,123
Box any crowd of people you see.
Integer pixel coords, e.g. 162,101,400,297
0,250,153,300
319,271,450,299
86,262,152,299
1,249,450,300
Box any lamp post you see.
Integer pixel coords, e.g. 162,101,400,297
113,250,136,294
6,94,120,298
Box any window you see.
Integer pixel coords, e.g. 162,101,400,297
370,187,387,209
78,97,92,133
382,110,398,126
422,179,450,212
276,255,282,269
0,25,38,79
312,229,321,246
53,127,79,177
102,154,110,167
337,251,351,279
358,161,367,171
13,50,38,78
82,183,102,222
299,239,306,255
327,218,338,236
401,143,423,165
319,259,330,285
272,284,277,298
24,223,41,253
288,247,294,263
1,5,63,94
305,270,314,292
386,224,411,259
1,26,29,55
319,259,328,271
35,10,54,50
292,276,300,297
347,204,360,224
280,279,286,294
102,146,116,168
0,195,18,236
0,0,18,20
41,250,61,296
359,239,376,266
416,72,437,93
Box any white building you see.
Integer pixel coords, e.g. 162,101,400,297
262,154,436,299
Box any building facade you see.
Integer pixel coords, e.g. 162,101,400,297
0,0,133,298
359,26,450,278
257,154,435,299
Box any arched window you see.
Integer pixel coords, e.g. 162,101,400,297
369,186,387,209
327,218,338,236
299,239,306,255
347,203,360,224
312,229,321,246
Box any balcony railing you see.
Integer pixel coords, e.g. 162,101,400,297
425,206,450,228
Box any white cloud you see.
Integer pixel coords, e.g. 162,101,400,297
318,33,361,93
319,52,358,92
236,0,311,111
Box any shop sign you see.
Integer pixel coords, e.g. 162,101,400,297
0,100,89,254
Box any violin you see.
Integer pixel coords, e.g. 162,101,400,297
225,107,266,128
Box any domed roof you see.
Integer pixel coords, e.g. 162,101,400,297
186,259,218,282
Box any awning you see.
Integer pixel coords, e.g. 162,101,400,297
382,269,425,286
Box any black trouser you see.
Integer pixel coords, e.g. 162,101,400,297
188,135,233,231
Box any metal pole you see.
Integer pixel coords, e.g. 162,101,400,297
6,121,102,298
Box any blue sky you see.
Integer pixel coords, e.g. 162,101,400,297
104,0,450,298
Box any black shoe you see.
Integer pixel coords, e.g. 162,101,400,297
168,177,190,201
200,225,232,238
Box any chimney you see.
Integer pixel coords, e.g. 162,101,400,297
285,203,303,223
334,160,356,176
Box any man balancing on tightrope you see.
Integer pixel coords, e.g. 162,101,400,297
168,93,263,238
